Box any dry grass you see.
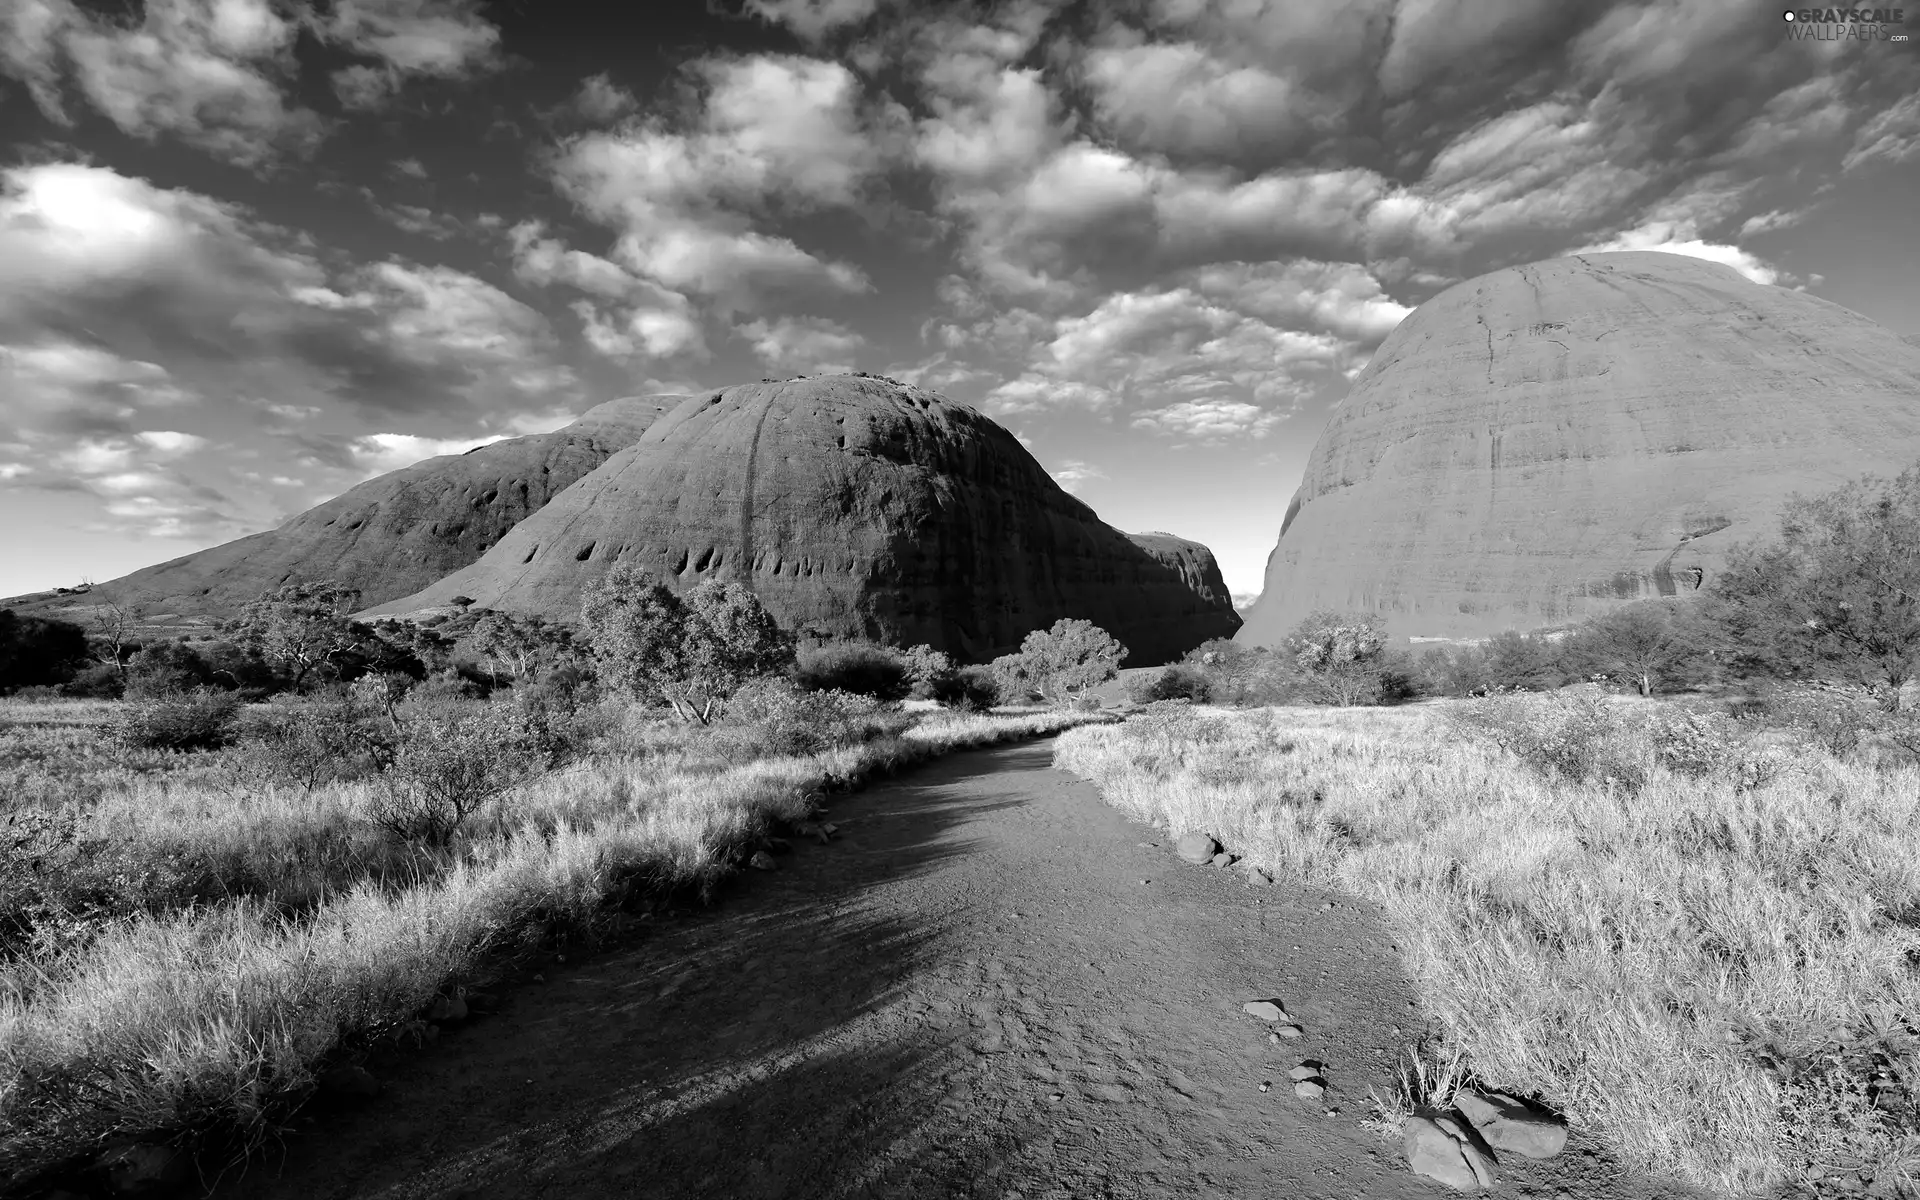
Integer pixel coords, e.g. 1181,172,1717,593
1054,697,1920,1197
0,697,1111,1179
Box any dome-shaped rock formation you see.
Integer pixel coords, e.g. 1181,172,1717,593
1238,251,1920,645
30,396,684,620
367,375,1242,664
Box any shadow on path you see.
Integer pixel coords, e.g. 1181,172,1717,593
209,738,1720,1200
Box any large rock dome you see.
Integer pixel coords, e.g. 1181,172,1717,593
368,374,1242,664
22,396,683,620
1238,251,1920,645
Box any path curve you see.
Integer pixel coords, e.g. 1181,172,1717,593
212,739,1712,1200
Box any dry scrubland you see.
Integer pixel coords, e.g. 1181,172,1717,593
1055,690,1920,1197
0,694,1113,1181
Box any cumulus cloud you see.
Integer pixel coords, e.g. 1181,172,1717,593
32,430,237,538
550,54,887,308
737,315,865,374
742,0,885,41
0,0,324,167
571,71,636,122
1131,397,1287,442
1574,221,1784,285
1083,38,1322,162
346,431,508,478
321,0,504,110
571,299,707,361
1047,458,1105,493
0,162,581,434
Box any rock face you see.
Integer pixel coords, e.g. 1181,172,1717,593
366,375,1242,665
1239,251,1920,644
33,397,682,619
1126,533,1234,614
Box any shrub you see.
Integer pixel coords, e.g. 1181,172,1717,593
58,662,125,699
0,809,208,962
1127,663,1214,704
1753,684,1888,758
1283,611,1392,706
951,664,1000,711
237,690,393,790
1637,704,1790,789
113,689,243,752
793,640,912,700
900,644,959,701
1446,685,1649,789
123,640,213,698
366,698,546,846
721,678,901,756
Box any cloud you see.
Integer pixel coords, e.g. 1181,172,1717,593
0,162,582,432
1131,397,1288,442
742,0,884,41
571,71,636,122
321,0,504,110
37,430,236,538
1047,458,1105,493
737,315,865,374
1574,221,1784,285
1843,92,1920,173
0,0,325,167
571,299,707,361
346,431,508,478
549,53,888,308
1083,38,1323,162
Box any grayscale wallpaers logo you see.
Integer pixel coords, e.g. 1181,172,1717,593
1783,8,1912,39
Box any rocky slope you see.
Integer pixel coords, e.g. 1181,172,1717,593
1238,251,1920,644
367,375,1241,665
13,397,683,620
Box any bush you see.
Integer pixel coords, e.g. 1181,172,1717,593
113,689,244,752
367,698,546,846
793,641,912,700
900,644,959,701
0,809,209,962
1127,663,1214,704
721,678,902,756
1446,685,1649,789
237,691,393,790
123,640,213,698
1448,685,1789,792
952,664,1000,711
0,609,88,692
1751,683,1888,758
59,662,125,699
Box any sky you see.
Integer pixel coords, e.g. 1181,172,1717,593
0,0,1916,608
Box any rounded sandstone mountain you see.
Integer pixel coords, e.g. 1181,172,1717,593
369,374,1241,664
1238,251,1920,645
27,395,684,620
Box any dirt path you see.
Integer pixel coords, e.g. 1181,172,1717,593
211,739,1715,1200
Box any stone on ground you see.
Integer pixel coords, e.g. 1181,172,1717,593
1242,1000,1288,1021
318,1064,381,1098
1402,1115,1484,1192
1294,1078,1325,1099
1177,832,1220,864
1288,1063,1322,1080
1452,1088,1569,1159
97,1141,189,1194
748,850,778,871
1275,1024,1303,1038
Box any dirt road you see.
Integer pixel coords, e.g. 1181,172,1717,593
212,738,1712,1200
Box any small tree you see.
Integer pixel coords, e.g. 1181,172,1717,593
1283,610,1389,706
580,566,794,722
990,618,1128,705
1710,464,1920,709
469,610,580,687
227,581,363,689
1560,599,1714,697
86,597,135,687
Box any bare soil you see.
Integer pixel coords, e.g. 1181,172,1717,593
207,738,1718,1200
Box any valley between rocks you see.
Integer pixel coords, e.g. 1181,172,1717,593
208,738,1718,1200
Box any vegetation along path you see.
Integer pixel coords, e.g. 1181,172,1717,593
214,738,1712,1200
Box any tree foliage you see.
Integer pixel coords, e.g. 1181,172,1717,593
579,566,794,722
989,618,1128,704
1559,599,1716,696
1708,465,1920,707
1283,610,1392,706
0,609,89,692
469,610,581,686
227,582,364,688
